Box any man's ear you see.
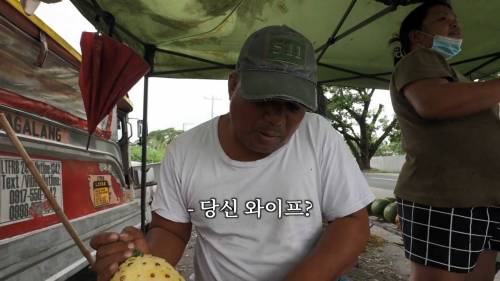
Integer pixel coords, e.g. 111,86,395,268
228,71,239,100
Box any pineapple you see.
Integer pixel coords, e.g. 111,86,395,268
111,251,185,281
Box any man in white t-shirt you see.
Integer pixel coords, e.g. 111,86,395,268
90,25,374,281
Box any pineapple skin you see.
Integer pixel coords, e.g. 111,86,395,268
110,254,185,281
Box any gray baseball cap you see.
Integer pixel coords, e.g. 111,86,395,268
235,25,318,111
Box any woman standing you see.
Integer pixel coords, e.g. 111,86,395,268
390,1,500,281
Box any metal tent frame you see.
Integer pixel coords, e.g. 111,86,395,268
81,0,500,231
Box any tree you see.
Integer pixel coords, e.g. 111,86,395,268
130,145,165,163
323,86,398,170
130,128,184,163
375,122,404,156
146,128,184,148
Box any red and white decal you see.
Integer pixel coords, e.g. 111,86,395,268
0,156,63,226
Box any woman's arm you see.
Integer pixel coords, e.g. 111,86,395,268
404,78,500,119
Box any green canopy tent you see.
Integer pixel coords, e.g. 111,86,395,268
70,0,500,86
69,0,500,230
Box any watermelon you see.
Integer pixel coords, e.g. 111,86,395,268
370,199,390,217
383,202,398,223
384,197,396,203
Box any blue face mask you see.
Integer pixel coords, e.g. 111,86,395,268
418,31,462,59
431,35,462,59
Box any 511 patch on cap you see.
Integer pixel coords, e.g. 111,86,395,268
267,38,306,66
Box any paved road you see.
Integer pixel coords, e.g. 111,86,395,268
364,172,399,199
364,173,399,190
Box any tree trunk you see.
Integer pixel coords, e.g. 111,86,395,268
315,84,327,117
358,155,371,170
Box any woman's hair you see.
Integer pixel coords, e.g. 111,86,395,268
390,1,452,64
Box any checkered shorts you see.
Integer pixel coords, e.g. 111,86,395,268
397,198,500,273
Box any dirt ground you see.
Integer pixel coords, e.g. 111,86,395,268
176,217,409,281
346,219,409,281
176,230,197,280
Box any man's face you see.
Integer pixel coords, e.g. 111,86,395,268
228,76,306,155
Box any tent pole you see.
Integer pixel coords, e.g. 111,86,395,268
140,75,149,233
152,65,232,76
318,70,391,84
332,4,397,43
320,75,386,84
156,48,233,69
316,0,357,62
318,62,390,83
464,55,500,78
451,51,500,66
315,4,397,57
140,45,155,233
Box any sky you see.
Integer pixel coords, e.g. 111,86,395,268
34,1,393,133
35,1,230,133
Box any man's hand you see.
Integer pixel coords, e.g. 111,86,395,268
90,226,150,281
282,208,370,281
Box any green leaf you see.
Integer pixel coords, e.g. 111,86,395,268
323,85,401,169
132,249,143,257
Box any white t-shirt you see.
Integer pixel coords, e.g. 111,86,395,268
152,112,374,281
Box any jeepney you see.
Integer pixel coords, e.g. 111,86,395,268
0,1,143,280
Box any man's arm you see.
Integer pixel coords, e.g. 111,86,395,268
282,208,369,281
146,212,192,266
404,78,500,119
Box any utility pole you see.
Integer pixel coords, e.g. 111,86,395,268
204,96,222,118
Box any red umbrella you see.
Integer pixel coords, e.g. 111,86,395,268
79,32,150,148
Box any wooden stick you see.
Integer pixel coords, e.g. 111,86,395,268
0,112,95,267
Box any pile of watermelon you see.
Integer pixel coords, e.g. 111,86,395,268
368,198,398,224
